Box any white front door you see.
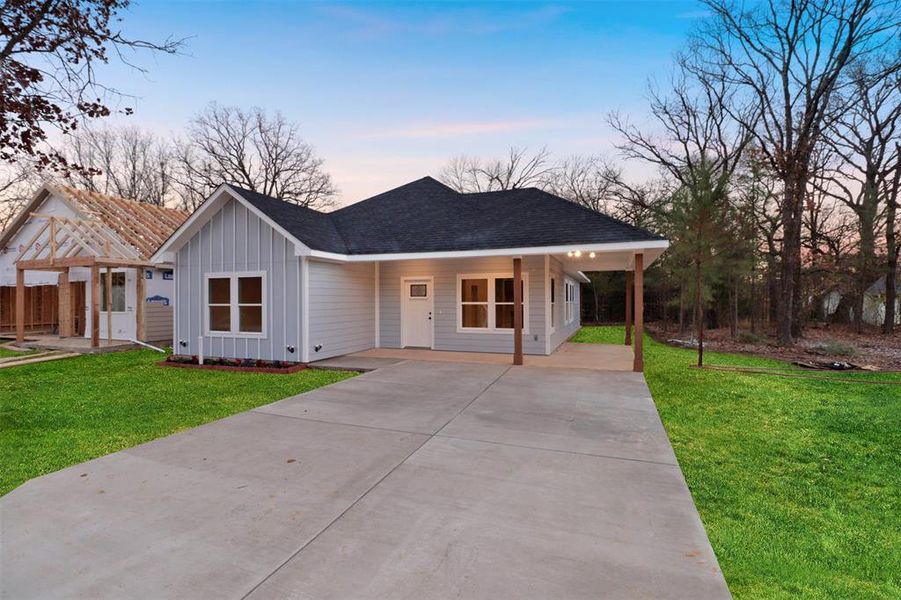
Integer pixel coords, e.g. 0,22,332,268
402,278,433,348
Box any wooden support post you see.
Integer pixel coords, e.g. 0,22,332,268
136,268,145,342
91,264,100,347
633,253,644,373
105,266,113,344
625,270,633,346
513,257,523,366
58,270,72,337
15,267,25,342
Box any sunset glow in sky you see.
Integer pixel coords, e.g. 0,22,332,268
103,1,702,205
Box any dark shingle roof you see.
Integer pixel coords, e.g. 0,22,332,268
228,177,663,255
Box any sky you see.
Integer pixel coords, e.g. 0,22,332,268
100,1,703,206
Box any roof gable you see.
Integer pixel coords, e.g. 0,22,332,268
0,185,188,260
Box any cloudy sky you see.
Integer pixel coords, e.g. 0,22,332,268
102,1,701,205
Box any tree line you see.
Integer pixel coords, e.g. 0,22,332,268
2,0,899,354
439,0,901,357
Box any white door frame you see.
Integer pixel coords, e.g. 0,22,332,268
400,276,434,349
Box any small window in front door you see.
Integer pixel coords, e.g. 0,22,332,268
409,284,428,297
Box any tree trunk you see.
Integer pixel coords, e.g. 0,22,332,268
750,266,758,334
855,167,880,333
695,260,704,367
778,174,805,344
885,151,900,334
678,284,686,336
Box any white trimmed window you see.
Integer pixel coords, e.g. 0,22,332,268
457,273,529,333
205,272,266,336
100,271,126,312
565,279,577,324
550,277,556,331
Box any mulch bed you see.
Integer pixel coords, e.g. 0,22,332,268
159,356,306,374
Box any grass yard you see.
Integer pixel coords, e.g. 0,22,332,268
0,345,32,359
573,326,900,600
0,350,355,496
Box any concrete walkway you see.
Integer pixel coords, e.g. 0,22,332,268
1,360,730,599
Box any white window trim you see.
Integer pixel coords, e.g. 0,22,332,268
100,270,128,314
549,276,557,333
456,272,530,334
203,271,268,338
565,277,577,325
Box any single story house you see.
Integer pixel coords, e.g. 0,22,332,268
152,177,668,370
1,185,188,345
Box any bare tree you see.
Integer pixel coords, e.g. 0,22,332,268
609,60,752,365
545,155,619,213
689,0,901,343
820,60,901,332
62,125,174,205
439,146,555,192
0,0,184,174
0,159,42,231
173,104,337,211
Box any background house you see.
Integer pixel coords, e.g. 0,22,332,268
0,185,187,344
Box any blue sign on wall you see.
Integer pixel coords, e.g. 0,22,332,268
146,295,170,306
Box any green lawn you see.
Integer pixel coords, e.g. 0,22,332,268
0,350,355,495
0,345,32,359
573,326,900,600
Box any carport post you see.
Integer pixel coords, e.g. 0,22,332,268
513,257,523,365
633,253,644,373
625,271,633,346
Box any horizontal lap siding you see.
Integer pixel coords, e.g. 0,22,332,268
549,256,581,351
308,260,374,360
379,256,546,355
174,198,302,362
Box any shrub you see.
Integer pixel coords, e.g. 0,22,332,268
814,339,857,357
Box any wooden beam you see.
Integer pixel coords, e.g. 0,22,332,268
58,270,72,337
105,266,113,344
91,264,100,347
633,253,644,373
513,257,523,366
15,268,25,342
135,268,145,342
625,270,633,346
16,256,153,271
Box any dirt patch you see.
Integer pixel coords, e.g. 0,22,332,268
648,323,901,371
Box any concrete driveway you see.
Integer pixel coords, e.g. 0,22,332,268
1,360,730,599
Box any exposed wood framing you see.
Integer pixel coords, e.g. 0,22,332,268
91,265,100,347
136,270,146,342
105,266,112,344
15,268,25,342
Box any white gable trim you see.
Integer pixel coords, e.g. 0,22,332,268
151,184,311,263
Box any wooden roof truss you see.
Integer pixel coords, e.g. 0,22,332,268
15,214,152,270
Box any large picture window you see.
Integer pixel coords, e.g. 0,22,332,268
205,272,266,336
100,271,126,312
457,273,528,333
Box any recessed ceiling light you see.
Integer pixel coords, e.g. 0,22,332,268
589,252,596,258
574,250,582,257
567,251,573,257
